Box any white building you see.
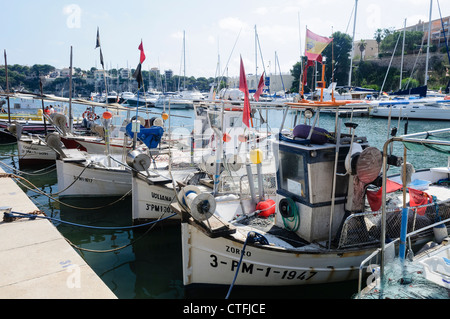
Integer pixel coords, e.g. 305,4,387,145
227,73,294,93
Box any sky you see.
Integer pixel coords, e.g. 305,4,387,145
2,0,448,79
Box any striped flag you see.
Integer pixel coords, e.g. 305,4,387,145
305,29,332,62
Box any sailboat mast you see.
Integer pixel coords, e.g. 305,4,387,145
348,0,358,87
425,0,432,86
399,19,407,90
183,30,186,91
3,50,11,124
69,46,73,132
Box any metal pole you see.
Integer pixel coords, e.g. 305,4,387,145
69,46,73,132
425,0,432,86
348,0,358,87
399,19,407,90
4,50,11,124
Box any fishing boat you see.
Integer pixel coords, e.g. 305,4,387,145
169,33,450,290
130,100,275,225
356,128,450,298
171,101,450,292
55,117,165,197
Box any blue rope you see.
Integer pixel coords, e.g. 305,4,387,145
3,211,177,230
225,231,269,299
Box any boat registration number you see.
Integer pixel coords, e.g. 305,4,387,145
209,254,318,281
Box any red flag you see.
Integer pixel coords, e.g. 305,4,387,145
138,40,146,64
254,72,265,102
239,56,251,128
408,188,432,216
366,179,403,212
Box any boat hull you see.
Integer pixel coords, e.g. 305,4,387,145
132,174,180,224
56,160,132,197
181,221,376,287
17,138,57,166
370,104,450,120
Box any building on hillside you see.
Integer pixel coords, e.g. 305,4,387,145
401,16,450,48
352,39,379,60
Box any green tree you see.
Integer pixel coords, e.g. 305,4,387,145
322,31,353,86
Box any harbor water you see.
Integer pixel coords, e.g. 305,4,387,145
1,103,449,299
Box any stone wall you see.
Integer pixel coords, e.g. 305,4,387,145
361,52,447,73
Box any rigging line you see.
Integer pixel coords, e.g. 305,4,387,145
219,28,242,82
345,3,355,35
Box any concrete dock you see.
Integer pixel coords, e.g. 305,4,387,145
0,168,116,299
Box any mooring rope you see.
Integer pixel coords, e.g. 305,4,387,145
1,172,130,210
2,210,177,253
0,159,56,176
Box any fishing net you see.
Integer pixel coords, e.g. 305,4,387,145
358,258,449,299
402,131,450,155
338,198,450,249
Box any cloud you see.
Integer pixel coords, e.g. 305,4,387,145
218,17,248,33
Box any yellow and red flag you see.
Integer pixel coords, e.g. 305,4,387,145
305,29,332,62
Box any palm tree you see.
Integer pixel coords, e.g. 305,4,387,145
359,39,367,61
374,29,383,56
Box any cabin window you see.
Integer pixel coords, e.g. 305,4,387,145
278,149,307,199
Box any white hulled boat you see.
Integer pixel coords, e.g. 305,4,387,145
171,102,450,291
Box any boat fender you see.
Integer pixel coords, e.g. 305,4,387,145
256,199,276,218
345,143,363,175
292,124,330,144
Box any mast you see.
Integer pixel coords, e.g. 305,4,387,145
399,19,407,90
424,0,433,86
348,0,358,87
69,46,73,132
3,50,11,124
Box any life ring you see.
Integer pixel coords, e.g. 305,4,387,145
82,110,97,121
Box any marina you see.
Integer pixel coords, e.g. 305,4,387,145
1,0,450,306
0,101,449,299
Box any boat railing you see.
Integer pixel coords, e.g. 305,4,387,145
356,215,450,297
338,198,450,249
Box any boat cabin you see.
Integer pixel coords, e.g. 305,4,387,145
273,104,371,243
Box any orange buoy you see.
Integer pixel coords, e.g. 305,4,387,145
223,133,231,142
256,199,276,218
102,111,112,119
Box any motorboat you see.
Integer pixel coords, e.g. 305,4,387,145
154,93,193,109
369,96,450,120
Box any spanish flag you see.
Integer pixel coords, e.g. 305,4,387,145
305,29,332,62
